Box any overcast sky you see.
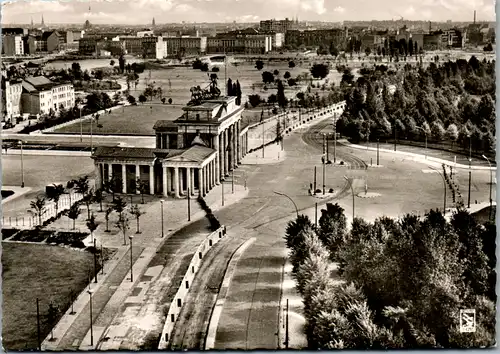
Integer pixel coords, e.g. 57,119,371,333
1,0,496,25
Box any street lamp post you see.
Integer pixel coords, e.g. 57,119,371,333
160,200,164,238
19,140,24,188
273,191,299,218
187,187,191,221
376,138,379,166
343,176,355,222
333,117,337,164
481,155,493,221
468,136,472,208
79,106,83,143
322,156,326,195
129,235,133,282
88,289,94,347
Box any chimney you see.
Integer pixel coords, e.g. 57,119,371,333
474,10,476,24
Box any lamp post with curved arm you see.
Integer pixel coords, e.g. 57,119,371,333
273,191,299,218
481,155,493,221
416,126,428,160
428,166,446,214
343,176,355,221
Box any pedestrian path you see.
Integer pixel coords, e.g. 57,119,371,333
342,140,496,171
42,182,248,351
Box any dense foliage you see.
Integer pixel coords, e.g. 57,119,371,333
284,204,496,349
337,56,495,157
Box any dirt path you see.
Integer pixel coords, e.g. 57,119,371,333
168,235,248,350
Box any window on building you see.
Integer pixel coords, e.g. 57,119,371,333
196,113,200,121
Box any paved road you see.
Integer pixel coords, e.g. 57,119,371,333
211,117,495,350
1,133,155,149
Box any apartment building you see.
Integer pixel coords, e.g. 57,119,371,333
21,76,75,116
2,35,25,56
423,31,443,50
260,18,294,33
44,31,66,52
442,28,464,48
163,36,207,57
121,36,164,58
285,28,347,49
206,32,272,54
1,79,23,122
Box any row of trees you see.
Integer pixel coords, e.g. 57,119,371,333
284,203,496,349
338,56,496,155
29,175,148,239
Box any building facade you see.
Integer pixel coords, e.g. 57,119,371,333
1,79,23,122
260,18,294,33
2,35,24,56
163,36,207,57
92,96,250,199
206,32,272,54
21,76,75,115
284,28,347,49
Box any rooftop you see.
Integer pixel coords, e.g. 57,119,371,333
92,145,215,164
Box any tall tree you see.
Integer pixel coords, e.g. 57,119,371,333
29,195,47,227
276,79,287,109
227,78,233,96
66,203,81,230
47,184,65,216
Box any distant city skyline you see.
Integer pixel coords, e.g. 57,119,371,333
1,0,496,25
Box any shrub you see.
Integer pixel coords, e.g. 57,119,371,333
315,189,322,194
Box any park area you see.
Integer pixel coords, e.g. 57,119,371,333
1,242,96,350
52,59,344,136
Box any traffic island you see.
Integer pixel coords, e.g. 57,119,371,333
357,192,382,199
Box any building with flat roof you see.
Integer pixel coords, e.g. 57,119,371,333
92,95,250,198
1,79,23,122
2,35,24,56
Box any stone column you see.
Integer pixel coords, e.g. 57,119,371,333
166,134,170,149
210,160,215,188
122,164,127,194
179,168,185,195
166,167,171,195
198,167,203,197
213,135,220,185
219,134,224,181
174,167,180,198
95,163,102,190
162,166,168,196
149,165,155,195
186,167,191,196
135,165,140,194
236,121,240,164
208,162,212,190
190,168,195,196
107,163,112,183
204,165,208,196
223,129,228,176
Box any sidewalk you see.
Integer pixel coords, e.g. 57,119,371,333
342,140,496,171
42,182,248,351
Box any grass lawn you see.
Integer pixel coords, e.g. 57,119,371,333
53,60,343,136
2,242,95,350
53,104,184,135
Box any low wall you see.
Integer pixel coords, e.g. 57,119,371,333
157,225,227,349
246,101,346,152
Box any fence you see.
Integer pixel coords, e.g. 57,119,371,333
157,225,227,349
2,192,84,229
